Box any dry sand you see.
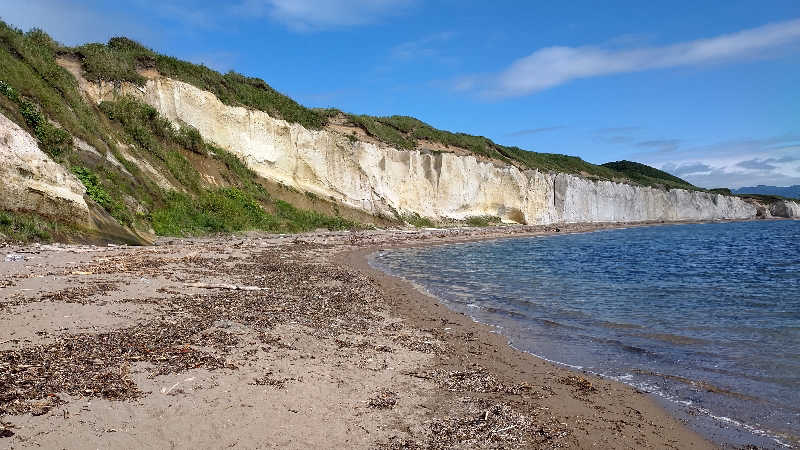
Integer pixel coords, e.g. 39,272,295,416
0,223,724,449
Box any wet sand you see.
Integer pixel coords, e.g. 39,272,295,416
0,223,723,448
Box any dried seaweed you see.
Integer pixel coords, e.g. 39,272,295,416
251,371,300,389
38,282,119,304
384,399,571,449
0,318,232,415
427,366,534,396
368,389,399,409
1,245,386,417
559,375,597,394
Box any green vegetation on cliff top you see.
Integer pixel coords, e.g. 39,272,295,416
75,37,326,130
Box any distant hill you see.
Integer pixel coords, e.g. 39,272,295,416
733,185,800,200
601,160,697,190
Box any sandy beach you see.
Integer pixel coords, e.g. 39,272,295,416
0,223,721,449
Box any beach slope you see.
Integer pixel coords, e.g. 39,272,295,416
0,226,714,449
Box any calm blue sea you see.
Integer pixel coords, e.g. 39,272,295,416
370,220,800,448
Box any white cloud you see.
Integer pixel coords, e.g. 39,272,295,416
236,0,413,31
479,18,800,97
645,137,800,188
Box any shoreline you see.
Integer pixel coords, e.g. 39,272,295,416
336,219,796,449
1,219,786,448
336,222,721,449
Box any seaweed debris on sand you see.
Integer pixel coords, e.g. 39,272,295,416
0,224,715,448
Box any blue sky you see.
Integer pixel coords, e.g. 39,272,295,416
2,0,799,188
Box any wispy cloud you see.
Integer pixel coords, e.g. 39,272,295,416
592,126,642,145
597,135,636,144
507,126,565,137
736,154,800,170
391,31,456,61
636,139,681,152
595,126,642,134
466,18,800,98
661,162,713,176
235,0,414,31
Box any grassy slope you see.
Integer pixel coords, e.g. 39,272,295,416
601,160,698,190
0,22,359,242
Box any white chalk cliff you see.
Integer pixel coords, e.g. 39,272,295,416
115,78,757,224
0,112,91,225
80,76,766,224
770,200,800,218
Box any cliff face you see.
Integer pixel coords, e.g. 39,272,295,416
770,200,800,218
0,112,91,225
96,77,756,224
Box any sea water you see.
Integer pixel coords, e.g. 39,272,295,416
370,220,800,448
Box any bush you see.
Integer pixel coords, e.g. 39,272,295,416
348,114,415,150
35,121,71,158
273,200,356,232
708,188,732,195
0,22,105,149
0,80,18,101
402,212,435,228
152,188,276,236
18,99,71,158
100,96,203,191
74,43,145,84
152,189,358,236
0,210,53,242
209,145,269,201
466,215,501,227
72,166,132,225
601,160,697,190
175,125,206,154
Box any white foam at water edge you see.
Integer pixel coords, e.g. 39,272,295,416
369,252,794,449
626,384,792,447
507,342,794,449
506,341,584,370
